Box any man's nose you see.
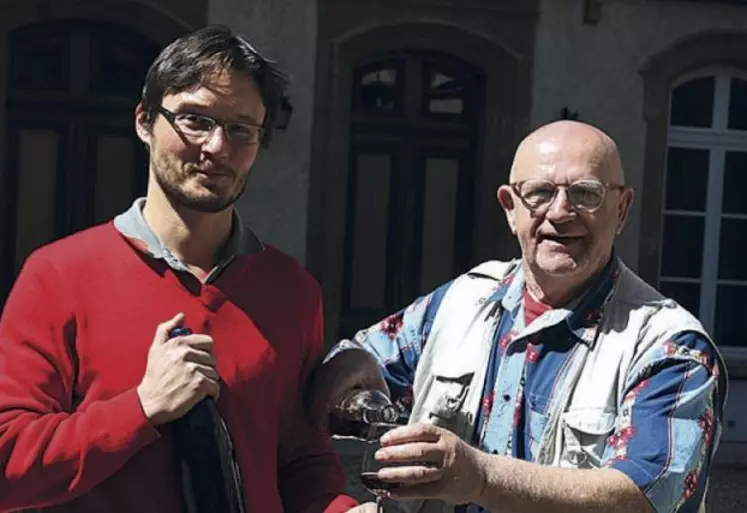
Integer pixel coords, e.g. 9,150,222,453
202,125,231,157
544,187,576,221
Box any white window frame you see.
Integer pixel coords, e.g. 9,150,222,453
661,67,747,361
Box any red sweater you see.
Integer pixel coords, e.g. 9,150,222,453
0,222,356,512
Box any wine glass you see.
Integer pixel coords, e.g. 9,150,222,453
359,423,402,512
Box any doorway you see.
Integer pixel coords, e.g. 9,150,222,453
339,51,484,337
2,20,159,299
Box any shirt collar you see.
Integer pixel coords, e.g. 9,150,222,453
487,253,621,346
113,198,264,272
565,254,620,345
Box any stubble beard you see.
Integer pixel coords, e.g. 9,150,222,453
151,149,249,214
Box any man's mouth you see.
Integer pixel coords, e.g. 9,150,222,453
191,166,232,178
539,234,586,245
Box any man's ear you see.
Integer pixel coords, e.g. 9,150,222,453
134,102,152,148
615,186,635,236
497,185,517,235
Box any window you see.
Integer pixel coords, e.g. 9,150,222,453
2,21,158,300
660,70,747,352
352,60,404,116
340,52,483,337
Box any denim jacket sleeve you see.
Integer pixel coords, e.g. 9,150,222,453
324,281,453,411
603,331,724,513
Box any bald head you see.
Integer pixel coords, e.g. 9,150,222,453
510,121,624,184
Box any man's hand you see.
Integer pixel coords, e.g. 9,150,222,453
346,503,378,512
307,348,388,431
374,423,486,505
137,313,221,426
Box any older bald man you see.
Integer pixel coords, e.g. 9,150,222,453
311,121,726,513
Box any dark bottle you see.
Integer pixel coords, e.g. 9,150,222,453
331,389,400,440
169,327,246,513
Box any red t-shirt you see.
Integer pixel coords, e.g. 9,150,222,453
523,288,553,325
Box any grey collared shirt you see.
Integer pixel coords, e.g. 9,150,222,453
113,198,263,283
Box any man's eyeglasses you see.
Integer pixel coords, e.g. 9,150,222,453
510,179,626,214
157,107,264,146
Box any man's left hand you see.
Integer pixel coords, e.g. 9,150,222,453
374,423,486,505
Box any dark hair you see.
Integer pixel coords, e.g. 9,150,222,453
140,25,289,146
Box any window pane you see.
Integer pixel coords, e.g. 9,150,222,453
660,215,704,278
665,147,709,211
670,76,715,128
728,78,747,131
420,158,459,293
723,151,747,215
94,134,133,224
715,285,747,347
719,218,747,281
426,71,464,115
91,27,159,98
10,27,69,91
659,281,701,318
353,62,404,116
349,153,392,308
14,129,60,272
422,60,478,118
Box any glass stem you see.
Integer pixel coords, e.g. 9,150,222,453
376,495,384,513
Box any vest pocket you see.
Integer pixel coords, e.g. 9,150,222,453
422,373,473,426
560,409,616,469
527,406,549,462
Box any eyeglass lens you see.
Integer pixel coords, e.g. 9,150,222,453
519,180,606,211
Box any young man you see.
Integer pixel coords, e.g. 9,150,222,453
0,26,356,513
312,121,727,513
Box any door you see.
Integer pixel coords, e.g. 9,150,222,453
339,52,484,337
2,20,160,301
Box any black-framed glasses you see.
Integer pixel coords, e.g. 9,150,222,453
510,178,626,213
158,107,264,146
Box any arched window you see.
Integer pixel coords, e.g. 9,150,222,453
2,20,160,295
340,51,484,336
659,70,747,349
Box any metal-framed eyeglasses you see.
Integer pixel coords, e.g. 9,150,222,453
157,106,264,146
510,178,626,214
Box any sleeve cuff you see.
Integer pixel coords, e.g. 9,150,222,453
606,457,656,490
322,494,359,512
90,387,161,454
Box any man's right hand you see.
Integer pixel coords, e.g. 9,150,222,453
307,348,389,432
137,313,220,426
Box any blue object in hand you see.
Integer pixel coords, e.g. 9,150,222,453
169,327,192,338
168,327,246,513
